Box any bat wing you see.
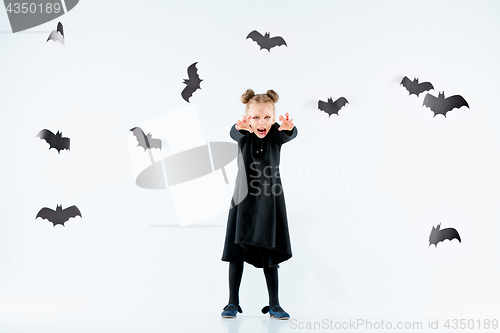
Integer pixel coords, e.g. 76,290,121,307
36,129,55,143
57,22,64,37
47,30,64,44
439,228,461,243
400,76,413,94
187,62,202,88
36,207,55,221
318,100,328,112
52,136,70,153
444,95,469,112
181,85,197,103
59,137,70,152
422,93,437,110
36,129,59,150
246,30,264,45
145,133,162,150
416,81,434,96
149,138,162,150
333,97,349,112
318,100,336,117
130,127,149,151
269,36,287,48
61,205,82,221
400,76,412,95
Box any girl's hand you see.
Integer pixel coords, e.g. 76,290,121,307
278,113,294,131
236,115,253,133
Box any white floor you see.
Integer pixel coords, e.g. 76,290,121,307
0,310,287,333
0,308,450,333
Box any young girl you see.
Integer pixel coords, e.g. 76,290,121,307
221,89,297,320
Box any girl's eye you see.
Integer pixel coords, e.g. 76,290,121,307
265,116,270,119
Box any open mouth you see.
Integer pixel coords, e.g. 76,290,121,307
257,128,267,135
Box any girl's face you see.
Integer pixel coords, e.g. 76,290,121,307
247,103,275,138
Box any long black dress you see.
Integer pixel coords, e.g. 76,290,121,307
222,122,298,268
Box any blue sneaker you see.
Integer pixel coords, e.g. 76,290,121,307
261,305,290,320
221,304,242,318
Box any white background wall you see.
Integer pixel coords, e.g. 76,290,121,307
1,0,499,331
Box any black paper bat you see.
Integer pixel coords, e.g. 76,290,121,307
130,127,162,151
429,223,461,247
47,22,64,45
400,76,434,96
318,97,349,117
35,129,70,154
36,205,82,227
246,30,287,52
423,92,469,117
181,62,203,103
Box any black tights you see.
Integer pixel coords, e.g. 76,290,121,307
228,254,279,307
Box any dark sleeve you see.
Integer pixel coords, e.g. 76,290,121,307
230,123,250,142
278,125,298,144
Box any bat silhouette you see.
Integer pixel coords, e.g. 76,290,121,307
181,62,203,103
35,129,70,154
429,223,461,247
130,127,162,151
400,76,434,96
36,205,82,227
246,30,287,52
47,22,64,45
318,97,349,117
423,92,469,117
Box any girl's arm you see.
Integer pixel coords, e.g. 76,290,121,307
278,113,297,144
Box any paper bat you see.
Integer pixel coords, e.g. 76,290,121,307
181,62,203,103
400,76,434,96
35,129,70,154
318,97,349,117
246,30,287,52
47,22,64,45
429,223,461,247
36,205,82,227
423,92,469,117
130,127,162,151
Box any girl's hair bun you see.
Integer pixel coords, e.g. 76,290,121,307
266,90,279,103
241,89,255,104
